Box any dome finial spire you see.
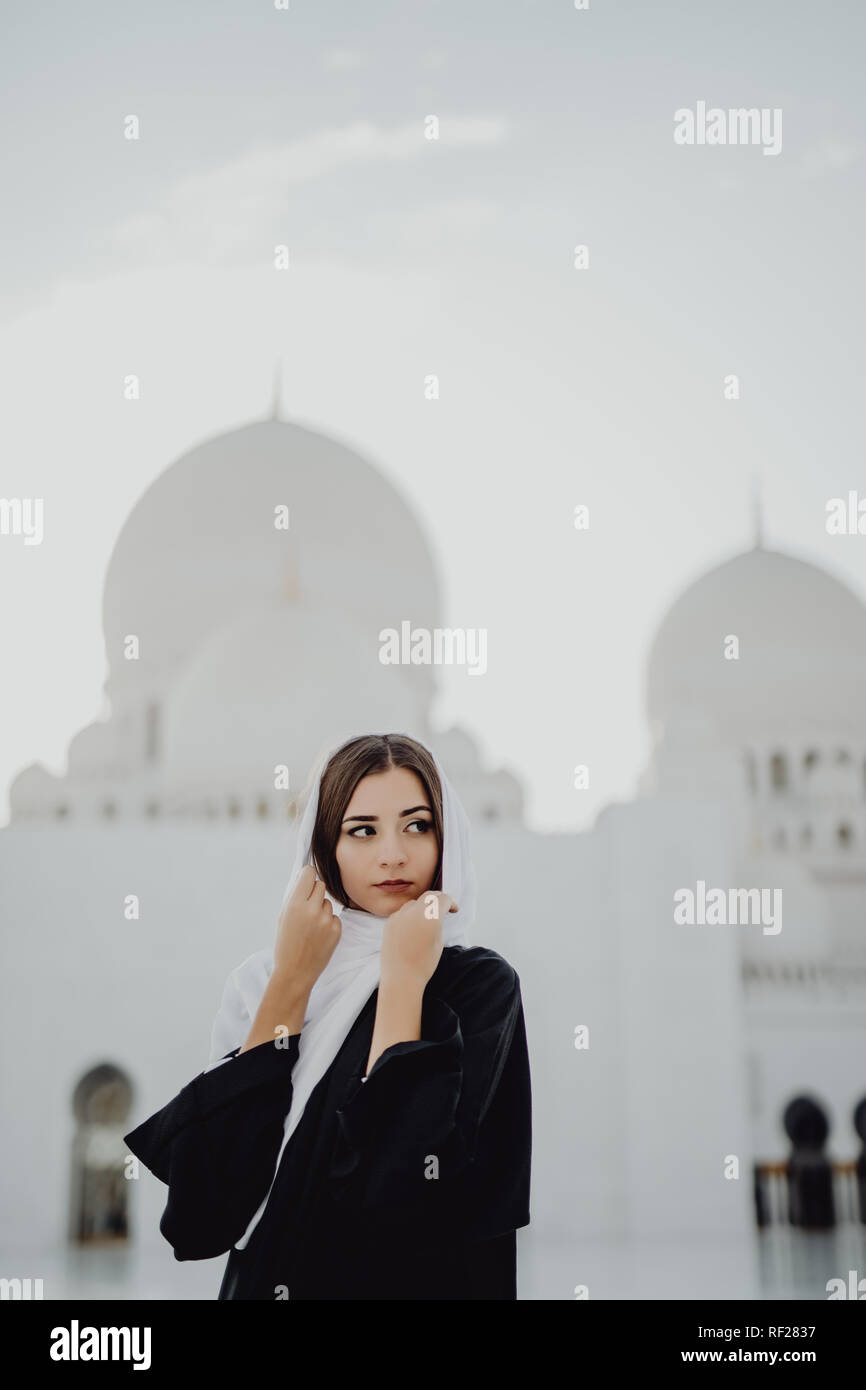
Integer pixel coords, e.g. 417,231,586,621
269,358,283,421
751,471,764,549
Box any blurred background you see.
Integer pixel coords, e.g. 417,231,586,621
1,0,865,1300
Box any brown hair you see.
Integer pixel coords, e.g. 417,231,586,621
309,733,443,907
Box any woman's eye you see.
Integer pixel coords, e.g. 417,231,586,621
347,820,431,838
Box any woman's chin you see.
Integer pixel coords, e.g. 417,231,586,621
373,887,422,913
351,884,434,914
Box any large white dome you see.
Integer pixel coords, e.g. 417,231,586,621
646,546,866,737
162,601,428,799
102,418,442,705
10,412,523,823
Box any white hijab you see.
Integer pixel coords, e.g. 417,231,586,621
205,734,478,1251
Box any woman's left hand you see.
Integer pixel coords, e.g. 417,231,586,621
380,891,458,988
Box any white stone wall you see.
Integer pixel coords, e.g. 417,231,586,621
2,807,859,1266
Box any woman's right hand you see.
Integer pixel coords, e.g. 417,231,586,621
273,864,342,989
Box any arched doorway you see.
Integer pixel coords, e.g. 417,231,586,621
69,1063,133,1244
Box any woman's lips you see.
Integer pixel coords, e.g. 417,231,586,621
374,881,413,893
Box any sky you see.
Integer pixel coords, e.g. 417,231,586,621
1,0,865,832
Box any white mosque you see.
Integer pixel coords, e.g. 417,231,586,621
9,405,523,826
2,405,864,1299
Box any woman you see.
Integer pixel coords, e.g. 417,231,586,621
124,732,532,1300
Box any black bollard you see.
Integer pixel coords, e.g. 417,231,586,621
783,1095,835,1230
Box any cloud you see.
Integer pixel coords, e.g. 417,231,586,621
103,118,508,268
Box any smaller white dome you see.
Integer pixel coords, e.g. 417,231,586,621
646,547,866,736
67,721,115,776
9,763,62,817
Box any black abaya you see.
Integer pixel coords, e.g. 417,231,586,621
124,944,532,1300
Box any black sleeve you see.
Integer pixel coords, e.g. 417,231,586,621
328,957,530,1237
123,1035,299,1261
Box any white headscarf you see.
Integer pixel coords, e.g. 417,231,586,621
205,733,478,1251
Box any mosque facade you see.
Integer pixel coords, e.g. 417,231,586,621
2,412,864,1284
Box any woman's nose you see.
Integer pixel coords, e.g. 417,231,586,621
378,836,406,864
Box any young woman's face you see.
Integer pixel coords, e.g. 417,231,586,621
335,765,440,915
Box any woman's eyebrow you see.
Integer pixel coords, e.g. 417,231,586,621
342,805,431,824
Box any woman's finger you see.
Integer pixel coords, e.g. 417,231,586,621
285,864,315,909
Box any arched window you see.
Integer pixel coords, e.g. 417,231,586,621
70,1064,133,1244
770,752,788,791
